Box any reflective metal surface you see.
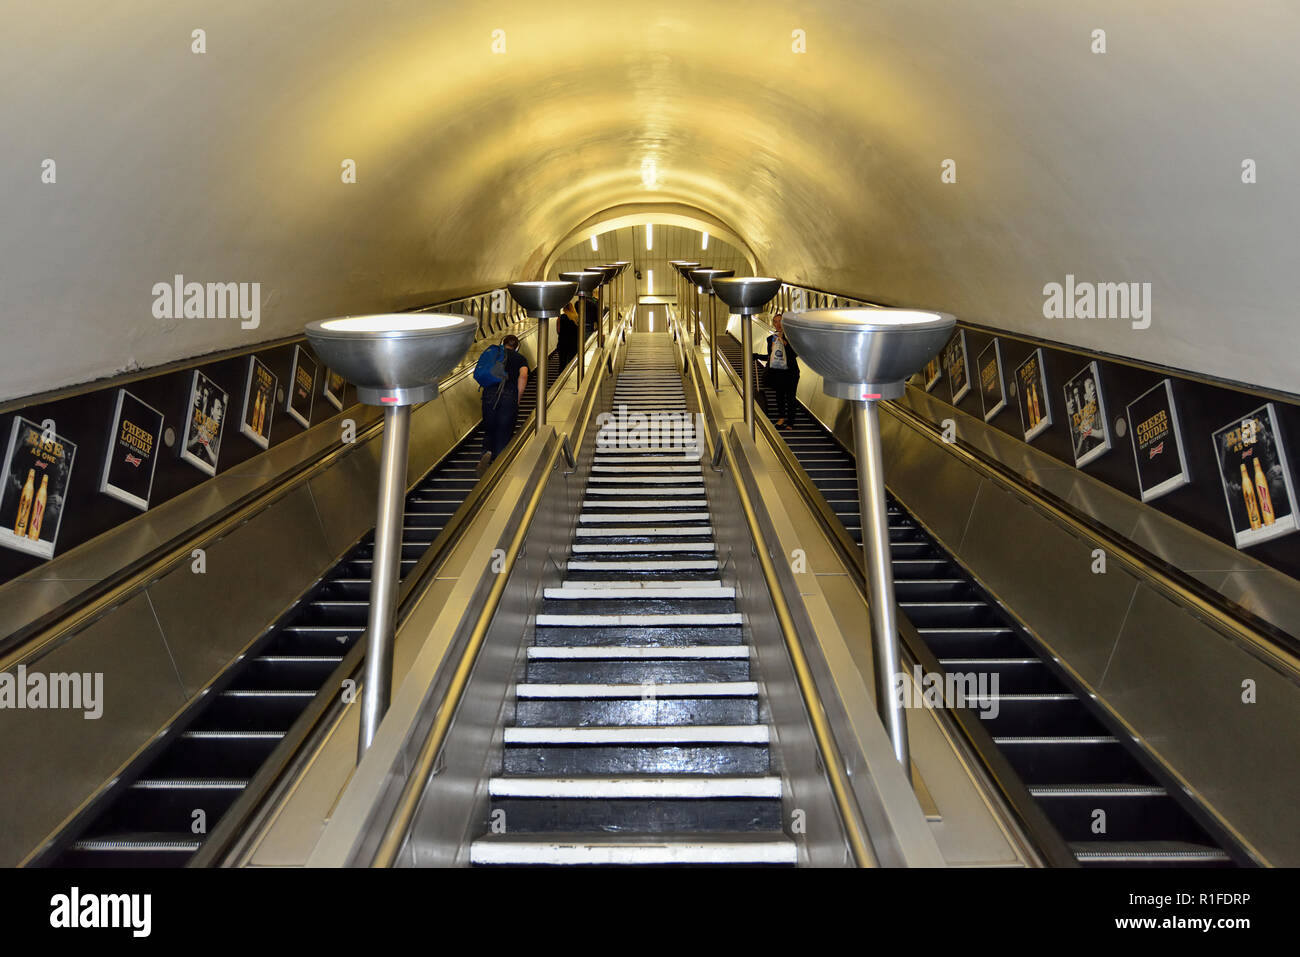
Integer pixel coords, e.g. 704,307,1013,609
305,314,478,405
782,308,956,401
506,280,578,317
712,276,781,315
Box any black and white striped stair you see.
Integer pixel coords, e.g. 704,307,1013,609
472,335,795,866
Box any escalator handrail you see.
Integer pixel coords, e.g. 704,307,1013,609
884,399,1300,680
365,315,630,867
0,311,546,675
197,330,599,866
678,327,878,867
694,314,1078,867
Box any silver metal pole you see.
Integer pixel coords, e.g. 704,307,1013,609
596,286,605,348
537,317,549,428
740,312,755,437
694,284,701,347
576,297,585,393
710,296,720,390
358,403,411,760
851,399,911,769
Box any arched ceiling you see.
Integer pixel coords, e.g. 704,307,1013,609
2,2,1298,401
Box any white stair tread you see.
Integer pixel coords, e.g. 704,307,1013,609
566,560,718,570
592,465,702,473
585,487,704,496
527,645,746,659
592,456,702,464
537,613,740,626
504,725,767,744
516,681,758,698
589,475,703,483
569,543,716,554
488,776,782,799
575,526,713,537
469,836,796,866
559,578,724,589
579,511,710,520
544,584,731,598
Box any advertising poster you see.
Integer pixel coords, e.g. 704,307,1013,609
99,390,164,510
322,369,346,412
286,345,317,429
920,356,941,393
239,355,277,450
1126,379,1191,502
180,370,228,477
0,417,77,559
1064,361,1112,468
1014,348,1053,442
978,338,1007,422
1211,403,1298,548
943,329,971,404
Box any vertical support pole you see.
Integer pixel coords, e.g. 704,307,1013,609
596,285,605,348
358,404,411,760
693,284,702,347
740,312,755,437
851,399,911,770
576,295,585,393
710,295,720,390
537,316,549,428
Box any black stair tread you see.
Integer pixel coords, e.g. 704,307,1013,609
1069,840,1231,862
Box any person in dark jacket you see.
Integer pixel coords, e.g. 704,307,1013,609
762,312,800,429
478,334,529,476
557,301,579,369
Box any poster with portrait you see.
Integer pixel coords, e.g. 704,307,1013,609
1126,379,1190,502
322,369,346,412
286,345,317,429
1210,403,1298,549
1014,348,1053,442
978,339,1007,422
1063,361,1112,468
239,355,277,450
180,370,228,477
0,417,77,559
943,329,971,404
99,390,164,510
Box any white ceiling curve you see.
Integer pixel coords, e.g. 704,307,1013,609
1,1,1298,401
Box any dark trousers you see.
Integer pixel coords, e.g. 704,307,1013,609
767,368,799,425
482,390,518,457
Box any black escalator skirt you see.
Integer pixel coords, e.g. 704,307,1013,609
716,331,1238,868
40,351,564,868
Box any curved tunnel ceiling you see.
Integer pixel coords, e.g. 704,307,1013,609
2,3,1298,401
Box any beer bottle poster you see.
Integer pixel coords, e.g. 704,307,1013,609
1063,361,1112,468
1126,379,1191,502
1014,348,1053,442
239,355,277,450
977,338,1007,422
920,355,942,393
180,369,228,477
286,345,317,429
322,369,346,412
943,328,971,404
0,417,77,559
1210,403,1298,548
99,389,164,510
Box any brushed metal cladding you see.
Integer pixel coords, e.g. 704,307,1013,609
0,593,186,867
1099,584,1300,866
307,439,384,556
1217,570,1300,638
146,485,335,697
405,400,454,487
879,413,983,548
953,477,1134,687
0,580,77,639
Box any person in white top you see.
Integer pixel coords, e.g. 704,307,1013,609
761,312,801,429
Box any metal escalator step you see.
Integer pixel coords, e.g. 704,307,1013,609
516,681,758,698
1069,841,1231,864
487,776,782,798
503,725,767,743
470,834,795,865
535,613,741,627
543,585,734,599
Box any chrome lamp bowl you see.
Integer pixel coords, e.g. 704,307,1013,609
304,313,478,406
780,308,956,401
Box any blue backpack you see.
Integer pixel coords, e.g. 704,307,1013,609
474,344,507,389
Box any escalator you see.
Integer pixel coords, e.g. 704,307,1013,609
470,336,796,865
712,327,1239,867
35,348,565,867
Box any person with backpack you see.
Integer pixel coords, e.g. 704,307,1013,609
758,312,800,429
474,333,529,475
